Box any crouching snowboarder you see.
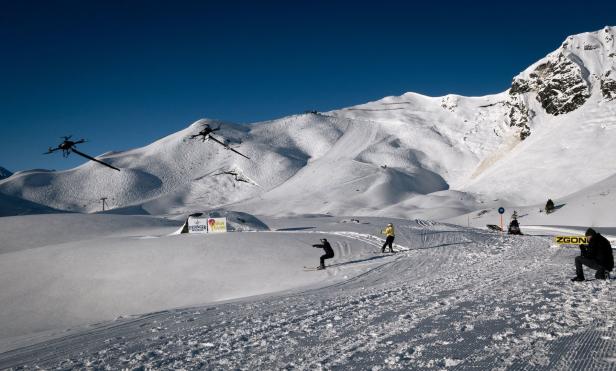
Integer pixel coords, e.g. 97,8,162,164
313,238,334,270
571,228,614,281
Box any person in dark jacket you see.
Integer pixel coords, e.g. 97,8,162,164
508,219,522,235
313,238,335,270
571,228,614,281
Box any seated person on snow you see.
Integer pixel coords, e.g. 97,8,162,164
571,228,614,281
508,219,522,235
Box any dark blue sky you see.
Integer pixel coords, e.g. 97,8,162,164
1,0,615,172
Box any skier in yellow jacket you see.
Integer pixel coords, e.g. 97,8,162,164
381,223,395,253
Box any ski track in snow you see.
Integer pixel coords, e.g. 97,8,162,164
2,222,616,370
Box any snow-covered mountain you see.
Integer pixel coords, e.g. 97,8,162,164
0,166,12,180
1,27,615,221
0,192,61,217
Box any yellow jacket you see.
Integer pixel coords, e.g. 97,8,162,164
383,225,395,237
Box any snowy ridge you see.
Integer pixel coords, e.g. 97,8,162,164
2,27,616,220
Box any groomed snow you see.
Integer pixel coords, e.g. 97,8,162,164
1,214,615,369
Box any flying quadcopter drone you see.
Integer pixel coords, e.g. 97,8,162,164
45,136,120,171
188,123,250,160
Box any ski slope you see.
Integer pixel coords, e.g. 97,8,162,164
1,215,616,369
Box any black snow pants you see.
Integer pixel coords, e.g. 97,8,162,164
575,255,609,279
382,236,395,252
320,252,334,268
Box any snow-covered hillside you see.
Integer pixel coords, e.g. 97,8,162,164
0,192,60,217
1,27,616,220
0,166,11,180
446,172,616,229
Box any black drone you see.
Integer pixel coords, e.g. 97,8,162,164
45,136,120,171
188,124,250,160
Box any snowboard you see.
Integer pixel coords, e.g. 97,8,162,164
303,266,325,271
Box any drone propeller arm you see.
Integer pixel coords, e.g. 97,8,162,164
71,148,120,171
44,147,61,154
208,135,250,160
226,146,250,160
187,133,209,142
206,135,227,147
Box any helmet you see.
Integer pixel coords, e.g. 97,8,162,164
387,223,393,226
320,238,327,242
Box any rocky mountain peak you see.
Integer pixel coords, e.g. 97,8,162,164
0,166,12,180
504,26,616,140
510,48,593,116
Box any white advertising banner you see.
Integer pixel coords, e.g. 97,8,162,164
207,217,227,233
187,217,208,234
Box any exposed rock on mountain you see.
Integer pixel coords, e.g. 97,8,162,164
601,72,616,100
534,54,591,115
504,97,532,140
0,166,12,180
510,52,591,116
504,27,616,143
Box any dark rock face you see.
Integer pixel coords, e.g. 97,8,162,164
601,72,616,101
525,53,590,115
505,99,531,140
505,50,596,140
0,166,12,180
509,79,532,95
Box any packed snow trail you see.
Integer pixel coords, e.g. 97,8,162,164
2,223,616,370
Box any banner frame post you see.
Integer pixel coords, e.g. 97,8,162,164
497,207,505,237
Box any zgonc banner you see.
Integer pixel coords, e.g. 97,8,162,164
187,217,227,234
555,236,588,244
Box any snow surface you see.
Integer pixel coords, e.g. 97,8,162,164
1,214,616,369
